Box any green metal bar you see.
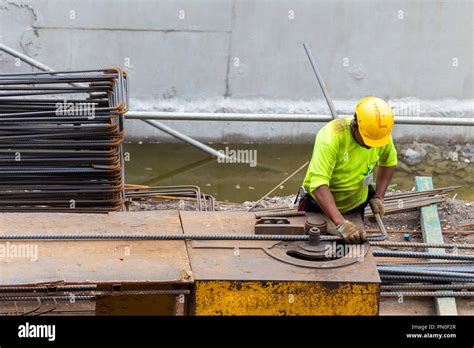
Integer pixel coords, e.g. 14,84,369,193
415,176,458,316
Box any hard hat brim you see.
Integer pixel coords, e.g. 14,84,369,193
360,132,391,148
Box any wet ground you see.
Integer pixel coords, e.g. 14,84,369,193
124,143,474,202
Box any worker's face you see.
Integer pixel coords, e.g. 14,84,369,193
351,120,371,149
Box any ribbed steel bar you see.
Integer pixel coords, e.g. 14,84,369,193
0,295,94,301
381,284,474,290
0,285,96,292
380,274,474,282
381,291,474,297
0,289,190,302
371,241,474,249
0,233,332,241
377,267,474,279
372,250,474,261
378,261,473,267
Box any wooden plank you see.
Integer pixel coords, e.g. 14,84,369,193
0,211,192,286
415,176,458,316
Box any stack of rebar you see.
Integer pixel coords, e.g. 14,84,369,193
365,186,458,217
0,69,128,212
124,185,215,211
373,242,474,297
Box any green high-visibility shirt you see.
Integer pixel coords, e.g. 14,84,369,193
303,118,398,213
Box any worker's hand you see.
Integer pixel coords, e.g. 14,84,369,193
369,196,385,217
336,220,366,244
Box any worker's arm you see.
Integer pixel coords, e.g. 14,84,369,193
313,185,365,243
313,185,344,226
374,165,396,198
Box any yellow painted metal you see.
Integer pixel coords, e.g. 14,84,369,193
194,281,379,316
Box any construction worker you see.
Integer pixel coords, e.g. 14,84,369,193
297,96,397,244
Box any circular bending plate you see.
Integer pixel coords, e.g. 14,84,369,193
264,241,369,269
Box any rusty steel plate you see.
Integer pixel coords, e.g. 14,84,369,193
180,211,380,284
0,211,192,286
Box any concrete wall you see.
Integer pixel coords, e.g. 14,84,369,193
0,0,472,143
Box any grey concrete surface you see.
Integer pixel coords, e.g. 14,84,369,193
0,0,472,143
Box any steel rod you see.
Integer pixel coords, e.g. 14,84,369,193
380,274,474,282
373,250,474,261
371,241,474,249
0,43,86,88
0,233,340,241
377,267,474,279
0,43,54,72
142,119,228,159
381,291,474,297
302,43,338,120
125,112,474,126
247,161,309,212
382,284,474,290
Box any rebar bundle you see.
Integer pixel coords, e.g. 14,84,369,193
124,185,215,211
364,186,457,217
0,69,128,212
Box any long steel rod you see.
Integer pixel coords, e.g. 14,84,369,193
125,112,474,126
0,295,94,301
2,233,472,248
382,284,474,290
3,44,470,127
0,290,191,302
142,119,228,159
373,250,474,260
380,274,474,282
0,43,54,72
0,233,337,241
0,43,86,88
247,161,309,212
371,241,474,249
377,267,474,279
302,43,338,119
381,291,474,297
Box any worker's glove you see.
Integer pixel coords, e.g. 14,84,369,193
369,196,385,217
335,220,366,244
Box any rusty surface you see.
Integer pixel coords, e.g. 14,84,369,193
255,216,305,235
180,211,380,283
0,211,192,286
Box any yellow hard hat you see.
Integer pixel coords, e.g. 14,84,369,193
355,96,394,147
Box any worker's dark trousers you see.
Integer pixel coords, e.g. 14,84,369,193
298,185,376,220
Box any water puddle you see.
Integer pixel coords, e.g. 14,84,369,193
124,143,474,203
